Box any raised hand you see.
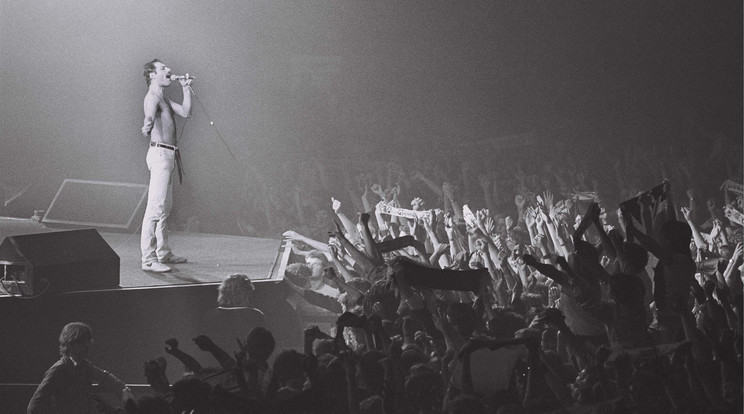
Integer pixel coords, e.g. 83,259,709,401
474,238,488,253
680,206,692,222
710,220,722,240
588,202,601,224
370,183,385,199
282,230,300,240
524,207,536,227
305,325,332,341
331,197,341,214
555,256,570,271
411,197,425,211
533,233,545,246
474,209,486,229
733,242,743,261
534,208,544,226
359,211,371,226
444,212,455,229
484,216,495,236
434,242,450,256
496,249,509,264
535,307,566,329
390,183,401,200
548,286,560,306
193,335,216,351
543,191,554,209
522,254,539,268
164,338,179,354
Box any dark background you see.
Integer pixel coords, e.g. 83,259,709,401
1,0,741,234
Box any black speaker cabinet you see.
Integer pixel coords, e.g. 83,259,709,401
0,229,120,296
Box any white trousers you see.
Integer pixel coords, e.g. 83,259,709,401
140,147,175,264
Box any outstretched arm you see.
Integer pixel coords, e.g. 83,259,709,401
522,254,570,287
329,222,376,276
282,230,330,253
164,338,202,374
331,197,361,245
680,207,708,250
625,220,665,260
193,335,236,370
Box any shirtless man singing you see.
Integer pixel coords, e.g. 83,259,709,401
140,59,192,273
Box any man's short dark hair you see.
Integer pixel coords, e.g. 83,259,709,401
306,250,328,264
143,59,161,86
59,322,92,356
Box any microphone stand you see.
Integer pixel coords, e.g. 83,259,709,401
186,85,239,163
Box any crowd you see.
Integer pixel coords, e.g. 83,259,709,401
30,136,743,413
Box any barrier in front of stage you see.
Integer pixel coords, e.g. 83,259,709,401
0,280,304,385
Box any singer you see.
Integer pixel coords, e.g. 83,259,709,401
139,59,193,273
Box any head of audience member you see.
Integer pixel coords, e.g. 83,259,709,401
445,395,488,414
608,273,645,309
127,394,170,414
468,251,485,270
305,250,330,287
488,309,527,339
619,241,649,275
272,349,306,398
363,279,399,321
170,377,212,414
360,395,385,414
246,326,275,363
447,302,478,339
284,262,312,289
314,338,335,357
660,220,693,255
59,322,93,363
401,347,430,372
318,355,349,401
405,364,444,413
358,350,386,394
342,277,372,312
507,227,528,250
217,273,255,308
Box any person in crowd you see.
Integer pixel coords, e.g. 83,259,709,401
200,273,267,354
28,322,132,414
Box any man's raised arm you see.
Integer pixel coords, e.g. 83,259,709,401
169,79,192,118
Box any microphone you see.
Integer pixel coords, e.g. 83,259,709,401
168,74,196,81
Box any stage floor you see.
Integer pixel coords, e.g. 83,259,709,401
0,217,283,288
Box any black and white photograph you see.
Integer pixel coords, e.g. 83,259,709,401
0,1,742,413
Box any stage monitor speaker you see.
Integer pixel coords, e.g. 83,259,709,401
0,229,120,296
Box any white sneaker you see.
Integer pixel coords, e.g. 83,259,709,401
160,254,187,264
142,262,172,273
